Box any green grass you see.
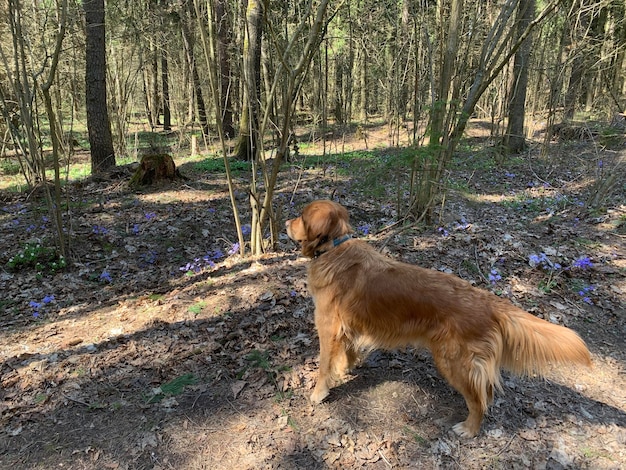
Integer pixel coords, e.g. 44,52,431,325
297,148,414,198
0,158,22,176
188,301,207,316
538,278,558,294
402,426,429,446
573,237,602,249
194,156,252,175
500,192,574,214
246,349,272,370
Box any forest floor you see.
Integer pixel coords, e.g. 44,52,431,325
0,122,625,469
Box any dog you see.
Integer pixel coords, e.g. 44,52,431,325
286,200,592,437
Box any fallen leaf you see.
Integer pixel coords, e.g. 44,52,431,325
231,380,247,398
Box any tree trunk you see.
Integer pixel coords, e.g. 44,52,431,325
504,0,535,154
216,0,235,138
429,0,462,148
84,0,115,174
563,5,591,121
180,3,208,134
234,0,263,160
161,52,172,131
333,53,344,124
150,42,161,126
358,48,368,121
564,54,584,121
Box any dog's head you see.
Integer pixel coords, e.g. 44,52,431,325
286,200,352,257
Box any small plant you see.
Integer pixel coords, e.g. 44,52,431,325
403,426,429,447
538,278,558,294
528,252,562,292
570,280,596,305
145,373,198,404
7,242,66,274
188,301,207,316
179,248,227,275
110,402,123,411
228,242,240,255
1,158,21,176
244,349,294,400
246,349,272,370
461,259,479,275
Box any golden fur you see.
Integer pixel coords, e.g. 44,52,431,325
286,200,592,437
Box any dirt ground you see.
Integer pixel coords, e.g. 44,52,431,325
0,126,625,469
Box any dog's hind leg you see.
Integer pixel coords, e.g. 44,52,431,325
431,346,494,438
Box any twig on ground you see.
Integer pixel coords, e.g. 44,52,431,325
378,450,392,469
495,433,517,457
474,245,490,285
61,393,92,408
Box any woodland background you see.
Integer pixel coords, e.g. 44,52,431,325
1,0,625,256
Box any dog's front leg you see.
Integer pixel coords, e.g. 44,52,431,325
310,305,345,404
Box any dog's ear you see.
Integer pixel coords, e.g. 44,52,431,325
301,201,351,256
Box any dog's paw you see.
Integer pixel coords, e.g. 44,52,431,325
452,421,479,438
310,386,329,404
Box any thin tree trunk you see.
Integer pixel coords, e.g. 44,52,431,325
563,4,591,121
180,3,208,134
161,52,172,131
358,48,367,121
150,41,160,128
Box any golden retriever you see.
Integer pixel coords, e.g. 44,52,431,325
286,200,591,437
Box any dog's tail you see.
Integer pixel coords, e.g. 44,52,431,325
497,304,592,376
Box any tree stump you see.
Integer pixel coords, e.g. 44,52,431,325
129,153,182,188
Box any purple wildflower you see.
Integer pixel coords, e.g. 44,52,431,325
357,223,371,235
488,269,502,284
572,257,593,269
93,225,108,235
